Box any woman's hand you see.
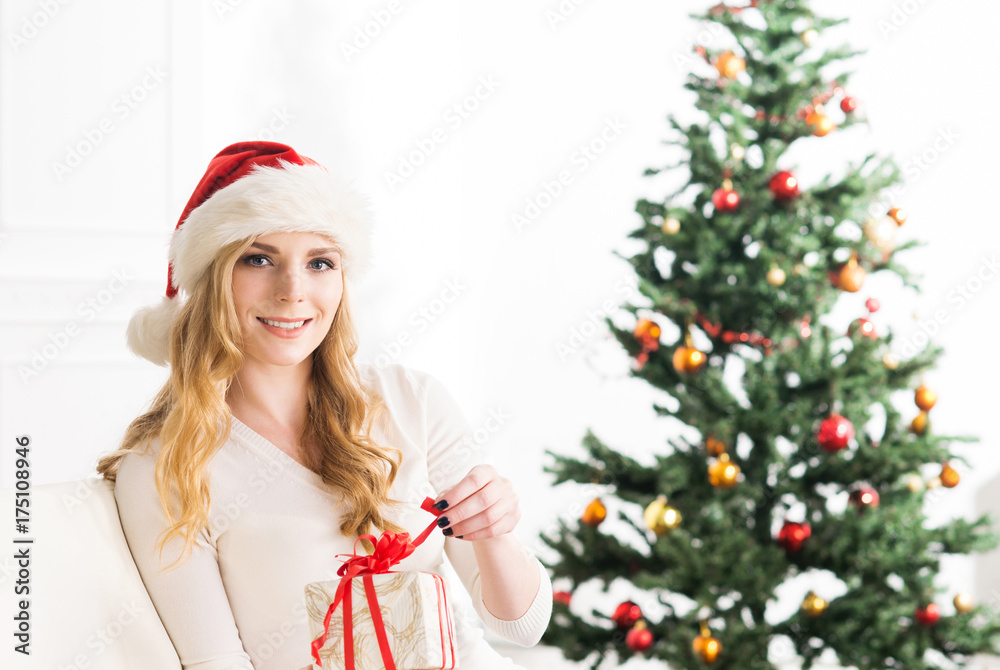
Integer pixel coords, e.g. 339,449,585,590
432,464,521,541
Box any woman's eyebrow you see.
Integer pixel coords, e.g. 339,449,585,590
249,242,340,255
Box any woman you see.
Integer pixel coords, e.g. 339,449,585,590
96,141,552,669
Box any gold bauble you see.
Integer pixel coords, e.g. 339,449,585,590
673,345,708,375
693,632,722,664
926,476,942,489
940,462,960,488
911,411,929,435
863,216,897,254
800,29,818,46
662,217,681,235
715,51,745,79
708,453,740,488
915,385,937,411
730,143,746,161
766,266,787,287
954,592,974,614
801,591,828,617
581,497,607,526
644,496,682,535
883,353,900,370
905,473,925,493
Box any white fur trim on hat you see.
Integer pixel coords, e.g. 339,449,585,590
171,161,374,293
127,160,374,367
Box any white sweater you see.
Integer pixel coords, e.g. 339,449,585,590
113,362,552,670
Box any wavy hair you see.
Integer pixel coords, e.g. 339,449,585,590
96,236,402,572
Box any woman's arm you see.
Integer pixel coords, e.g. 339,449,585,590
114,449,255,669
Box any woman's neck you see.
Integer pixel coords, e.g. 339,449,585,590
226,359,312,434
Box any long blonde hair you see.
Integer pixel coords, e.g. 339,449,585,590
96,236,402,572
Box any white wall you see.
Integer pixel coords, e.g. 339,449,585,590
2,1,999,667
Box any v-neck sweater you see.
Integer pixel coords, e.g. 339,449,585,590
113,362,552,669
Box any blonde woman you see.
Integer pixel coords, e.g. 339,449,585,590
96,142,551,670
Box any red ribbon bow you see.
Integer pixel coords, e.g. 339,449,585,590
310,497,451,669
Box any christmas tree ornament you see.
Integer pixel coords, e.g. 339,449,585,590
911,411,929,435
705,435,727,456
777,521,812,553
714,50,745,78
581,497,607,526
914,384,937,411
888,207,907,226
847,317,877,339
711,180,740,212
662,217,681,235
926,476,942,489
644,496,682,536
634,319,662,350
806,108,835,136
817,413,854,452
692,622,722,664
708,453,740,488
673,344,708,375
626,620,654,652
766,266,787,287
554,591,572,605
848,485,879,511
866,297,881,313
883,352,900,369
611,601,642,629
863,216,897,256
840,95,858,113
769,171,800,201
730,143,745,161
954,593,974,614
836,253,867,292
940,462,960,488
801,591,828,617
800,28,818,46
915,603,940,626
905,473,925,493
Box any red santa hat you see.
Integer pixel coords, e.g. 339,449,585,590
127,141,374,366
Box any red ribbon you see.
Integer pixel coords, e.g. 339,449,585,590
310,497,452,668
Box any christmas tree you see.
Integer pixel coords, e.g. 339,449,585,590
540,1,1000,669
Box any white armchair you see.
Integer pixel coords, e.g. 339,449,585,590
1,477,181,670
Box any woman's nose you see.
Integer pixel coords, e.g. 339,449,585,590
274,268,305,302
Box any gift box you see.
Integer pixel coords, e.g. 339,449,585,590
305,498,458,670
305,570,456,669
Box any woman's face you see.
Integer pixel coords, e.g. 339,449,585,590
230,231,343,374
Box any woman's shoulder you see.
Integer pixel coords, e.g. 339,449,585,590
357,360,440,400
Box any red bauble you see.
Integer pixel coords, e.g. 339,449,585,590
777,521,811,553
611,601,642,629
769,171,800,201
841,96,858,113
848,317,877,339
712,188,740,212
554,591,572,606
915,603,940,626
817,414,854,452
626,623,654,652
865,297,881,313
848,485,879,511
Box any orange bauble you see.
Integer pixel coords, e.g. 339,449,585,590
581,497,607,526
805,111,836,136
693,632,722,664
940,462,960,488
915,385,937,411
705,435,727,456
837,256,867,293
673,345,708,374
888,207,907,226
714,51,745,78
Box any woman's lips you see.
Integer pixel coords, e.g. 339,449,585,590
256,317,312,338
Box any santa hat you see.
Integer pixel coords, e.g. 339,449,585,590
127,141,374,367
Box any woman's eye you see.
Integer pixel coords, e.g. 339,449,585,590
310,258,338,271
243,254,270,267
